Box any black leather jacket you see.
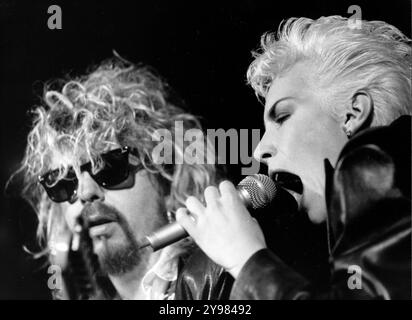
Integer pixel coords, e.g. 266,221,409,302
175,116,411,300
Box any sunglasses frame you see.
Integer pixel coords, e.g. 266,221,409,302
38,146,141,203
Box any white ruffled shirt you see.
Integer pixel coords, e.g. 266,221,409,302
140,245,182,300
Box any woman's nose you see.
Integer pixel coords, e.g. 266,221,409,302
77,171,105,203
253,131,277,165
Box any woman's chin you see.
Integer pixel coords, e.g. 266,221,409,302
305,194,327,224
282,187,303,210
281,184,323,223
281,186,327,223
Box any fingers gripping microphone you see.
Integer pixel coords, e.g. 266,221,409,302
140,174,278,251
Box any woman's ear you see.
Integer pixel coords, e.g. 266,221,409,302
343,91,374,137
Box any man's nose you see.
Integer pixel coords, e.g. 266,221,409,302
77,171,105,203
253,131,277,165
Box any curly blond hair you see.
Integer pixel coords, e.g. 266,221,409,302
18,58,219,245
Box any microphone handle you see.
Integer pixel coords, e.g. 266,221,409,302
64,217,100,300
142,222,188,251
141,189,251,251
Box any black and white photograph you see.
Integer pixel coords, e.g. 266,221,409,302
0,0,411,306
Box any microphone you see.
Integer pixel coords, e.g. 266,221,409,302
140,174,278,251
65,215,101,300
51,214,101,300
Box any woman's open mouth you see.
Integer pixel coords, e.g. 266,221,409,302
270,170,303,194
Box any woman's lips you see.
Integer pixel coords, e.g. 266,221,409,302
270,171,303,194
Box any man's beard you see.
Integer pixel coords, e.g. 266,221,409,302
97,222,142,276
81,202,146,276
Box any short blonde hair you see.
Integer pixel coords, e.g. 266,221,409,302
247,16,411,125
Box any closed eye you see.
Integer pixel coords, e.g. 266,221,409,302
274,114,290,125
264,97,295,129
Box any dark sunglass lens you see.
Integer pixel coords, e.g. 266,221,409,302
41,169,78,202
53,180,77,202
93,148,130,188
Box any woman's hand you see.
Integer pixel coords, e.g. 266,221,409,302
175,180,267,278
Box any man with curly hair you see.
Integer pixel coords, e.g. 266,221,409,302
15,59,232,299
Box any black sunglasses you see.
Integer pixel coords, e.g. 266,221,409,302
38,146,142,203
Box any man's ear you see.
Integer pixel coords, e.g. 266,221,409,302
343,91,374,137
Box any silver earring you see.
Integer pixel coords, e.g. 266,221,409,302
344,127,352,138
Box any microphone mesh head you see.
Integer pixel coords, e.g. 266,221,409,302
238,174,278,209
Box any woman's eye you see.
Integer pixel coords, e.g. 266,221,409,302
274,114,290,125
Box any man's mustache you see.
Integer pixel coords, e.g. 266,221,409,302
78,201,145,250
80,202,122,226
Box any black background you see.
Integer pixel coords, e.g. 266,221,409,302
0,0,410,299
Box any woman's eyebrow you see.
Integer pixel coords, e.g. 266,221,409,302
264,96,294,122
